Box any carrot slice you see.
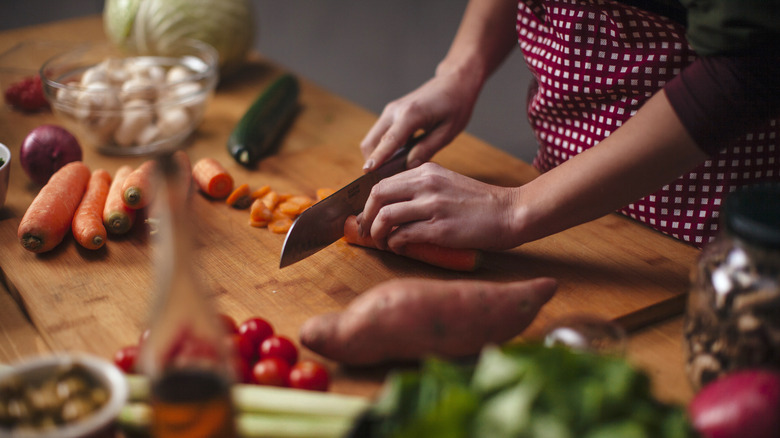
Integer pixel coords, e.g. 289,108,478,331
249,198,273,227
268,217,293,234
226,183,252,209
277,195,313,216
342,215,482,272
260,191,281,211
104,166,137,235
250,185,271,200
72,169,111,250
192,157,234,199
316,187,335,201
18,162,91,253
122,160,158,209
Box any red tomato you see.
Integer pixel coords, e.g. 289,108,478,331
252,357,291,387
113,345,139,373
289,360,330,392
238,317,274,362
219,313,239,335
259,335,298,365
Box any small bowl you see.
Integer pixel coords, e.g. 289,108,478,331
40,40,218,156
0,354,128,438
0,143,9,209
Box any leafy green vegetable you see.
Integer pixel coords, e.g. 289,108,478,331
103,0,254,75
359,344,695,438
0,157,4,167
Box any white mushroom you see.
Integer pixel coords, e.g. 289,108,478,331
114,100,155,147
157,107,190,138
121,76,158,102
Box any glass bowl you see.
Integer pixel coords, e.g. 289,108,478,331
0,354,128,438
40,40,218,156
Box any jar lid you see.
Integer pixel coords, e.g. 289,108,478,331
723,183,780,249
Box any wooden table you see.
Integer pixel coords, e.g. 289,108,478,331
0,16,696,406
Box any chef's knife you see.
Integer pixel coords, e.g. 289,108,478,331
279,135,424,268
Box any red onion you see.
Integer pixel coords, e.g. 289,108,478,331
20,125,82,185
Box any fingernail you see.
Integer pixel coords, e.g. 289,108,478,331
363,159,375,171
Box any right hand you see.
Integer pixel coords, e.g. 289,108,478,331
360,68,482,172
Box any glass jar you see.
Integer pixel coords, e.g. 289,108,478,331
684,183,780,390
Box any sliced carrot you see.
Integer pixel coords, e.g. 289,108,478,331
192,157,234,199
342,215,482,272
226,183,252,209
250,185,271,200
72,169,111,250
268,217,293,234
277,195,313,217
104,165,137,235
18,162,91,253
316,187,335,201
249,199,273,227
260,190,281,211
122,160,158,209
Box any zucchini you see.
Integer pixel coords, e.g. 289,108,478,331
227,73,300,167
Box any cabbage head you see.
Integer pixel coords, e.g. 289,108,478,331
104,0,255,76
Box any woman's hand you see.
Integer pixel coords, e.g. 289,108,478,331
360,68,482,172
357,162,521,252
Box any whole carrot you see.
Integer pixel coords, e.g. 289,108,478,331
104,165,137,235
122,160,158,209
192,157,234,199
72,169,111,250
18,161,91,253
342,215,482,271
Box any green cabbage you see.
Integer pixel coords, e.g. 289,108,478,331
103,0,255,76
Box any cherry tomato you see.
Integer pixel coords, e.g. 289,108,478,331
289,360,330,392
219,313,239,334
252,357,291,387
259,335,298,365
238,317,274,362
113,345,139,373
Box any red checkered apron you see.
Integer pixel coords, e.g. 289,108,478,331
517,0,780,248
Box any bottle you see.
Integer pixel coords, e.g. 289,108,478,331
684,183,780,390
138,154,237,437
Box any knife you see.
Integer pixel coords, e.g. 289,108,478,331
279,134,424,268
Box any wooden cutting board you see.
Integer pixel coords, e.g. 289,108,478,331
0,16,700,398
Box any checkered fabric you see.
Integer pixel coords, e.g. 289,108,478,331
517,0,780,248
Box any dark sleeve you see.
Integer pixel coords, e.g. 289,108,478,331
664,53,780,155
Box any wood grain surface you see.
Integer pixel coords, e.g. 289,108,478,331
0,16,698,402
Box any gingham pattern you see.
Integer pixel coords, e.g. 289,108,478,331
517,0,780,248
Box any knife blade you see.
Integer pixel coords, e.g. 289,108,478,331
279,135,423,268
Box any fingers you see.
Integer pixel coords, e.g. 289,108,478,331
361,117,422,173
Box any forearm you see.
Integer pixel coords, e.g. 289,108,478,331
510,90,709,245
435,0,518,84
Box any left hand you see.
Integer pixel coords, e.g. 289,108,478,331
357,162,520,252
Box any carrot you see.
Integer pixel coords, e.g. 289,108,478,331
299,276,558,365
277,195,313,217
250,184,271,199
316,187,335,201
192,157,234,199
226,183,252,209
249,198,273,227
260,190,280,211
104,165,137,235
122,159,158,209
18,162,91,253
342,215,483,271
268,217,293,234
72,169,111,250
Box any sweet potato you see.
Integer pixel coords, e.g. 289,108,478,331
299,277,557,366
